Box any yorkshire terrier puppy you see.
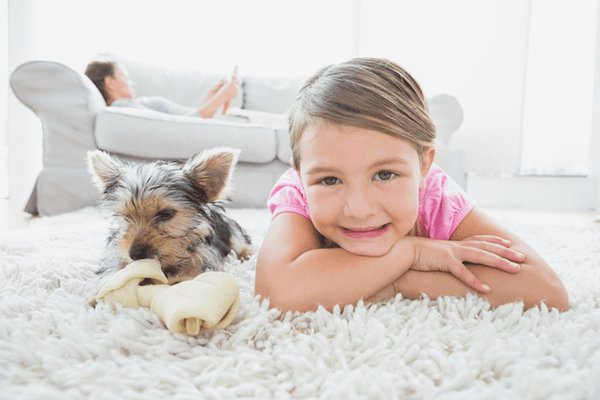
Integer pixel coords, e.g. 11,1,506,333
87,147,254,287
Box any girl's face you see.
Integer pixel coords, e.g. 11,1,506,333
299,124,433,257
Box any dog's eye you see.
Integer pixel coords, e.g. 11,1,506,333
155,209,177,222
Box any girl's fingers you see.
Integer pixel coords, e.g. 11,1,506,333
459,245,522,273
463,235,511,247
463,240,525,263
450,261,491,293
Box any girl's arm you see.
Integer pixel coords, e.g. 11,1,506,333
256,213,410,313
375,208,569,311
256,212,523,313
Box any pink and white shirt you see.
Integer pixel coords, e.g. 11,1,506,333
267,165,475,240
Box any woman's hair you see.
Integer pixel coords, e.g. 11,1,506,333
84,60,118,104
288,58,436,170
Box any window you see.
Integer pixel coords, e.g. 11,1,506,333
520,0,597,176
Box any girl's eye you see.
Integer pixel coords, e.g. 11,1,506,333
319,177,341,186
374,171,396,181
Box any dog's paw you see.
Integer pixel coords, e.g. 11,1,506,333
238,245,256,261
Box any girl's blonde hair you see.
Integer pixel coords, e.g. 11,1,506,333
289,58,436,170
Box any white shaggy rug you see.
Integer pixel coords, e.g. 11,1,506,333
1,207,600,400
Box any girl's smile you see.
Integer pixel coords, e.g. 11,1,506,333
341,223,390,240
299,123,434,257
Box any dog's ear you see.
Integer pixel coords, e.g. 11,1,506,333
184,147,240,202
86,150,122,192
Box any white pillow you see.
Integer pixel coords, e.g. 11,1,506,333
243,75,306,113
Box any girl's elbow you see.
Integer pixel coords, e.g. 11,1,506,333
255,255,313,313
255,278,276,308
256,288,297,314
543,282,569,311
255,279,318,314
537,268,569,311
254,278,295,313
524,279,569,312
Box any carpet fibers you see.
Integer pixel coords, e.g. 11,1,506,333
1,207,599,399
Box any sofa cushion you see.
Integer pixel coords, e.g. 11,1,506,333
95,107,279,163
276,127,293,164
95,53,244,110
243,76,306,113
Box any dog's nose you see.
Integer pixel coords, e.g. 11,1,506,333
129,243,153,260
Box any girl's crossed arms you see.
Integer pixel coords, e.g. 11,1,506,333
255,58,568,314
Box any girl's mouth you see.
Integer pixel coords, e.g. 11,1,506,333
341,224,390,239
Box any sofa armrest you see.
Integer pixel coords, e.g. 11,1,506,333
10,61,105,169
428,94,464,148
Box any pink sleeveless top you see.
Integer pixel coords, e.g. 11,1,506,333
267,165,475,240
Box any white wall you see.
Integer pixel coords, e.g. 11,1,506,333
32,0,355,77
590,0,600,212
0,0,7,197
7,0,42,202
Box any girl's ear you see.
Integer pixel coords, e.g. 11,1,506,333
420,147,436,189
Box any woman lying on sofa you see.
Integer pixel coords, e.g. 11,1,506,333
85,60,239,119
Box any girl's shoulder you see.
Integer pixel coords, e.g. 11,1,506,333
418,164,475,240
267,169,311,221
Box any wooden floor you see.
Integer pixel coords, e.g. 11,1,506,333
1,198,599,232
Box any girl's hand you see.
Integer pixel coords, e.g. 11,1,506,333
408,235,524,293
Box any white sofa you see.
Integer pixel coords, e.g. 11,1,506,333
11,54,464,216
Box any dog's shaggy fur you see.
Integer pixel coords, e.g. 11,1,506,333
87,148,254,286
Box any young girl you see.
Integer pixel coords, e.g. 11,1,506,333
256,58,568,313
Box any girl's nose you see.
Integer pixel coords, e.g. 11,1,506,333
343,185,378,220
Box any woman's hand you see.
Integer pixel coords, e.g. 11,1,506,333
407,235,524,293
